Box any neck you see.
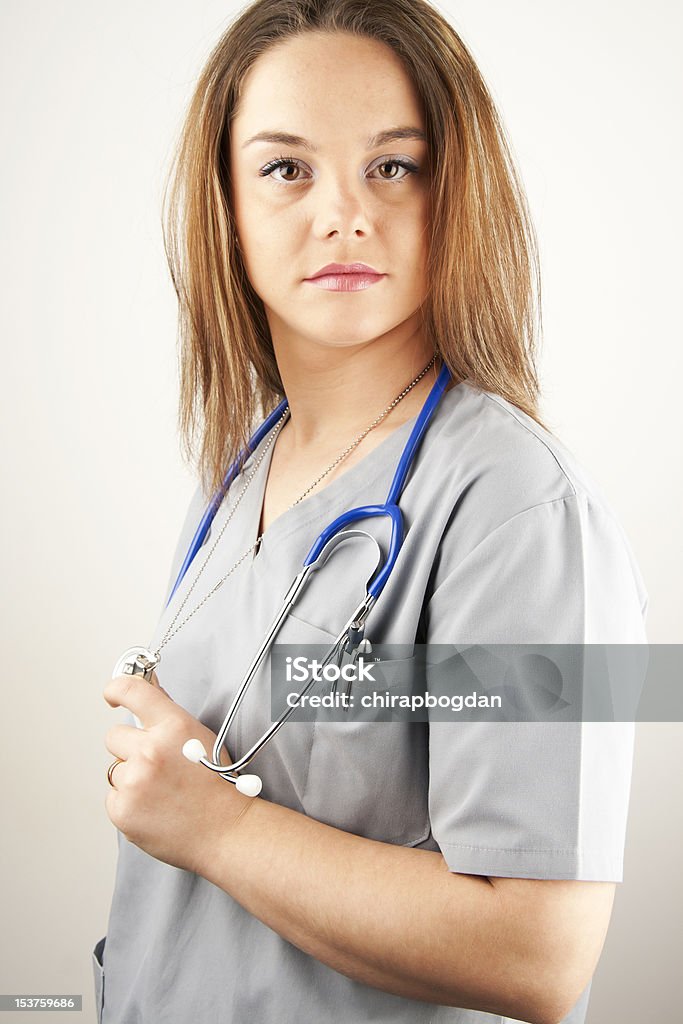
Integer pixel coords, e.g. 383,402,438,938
269,318,445,453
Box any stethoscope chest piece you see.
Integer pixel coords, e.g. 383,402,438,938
112,646,159,683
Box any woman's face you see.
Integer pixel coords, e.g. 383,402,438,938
229,31,430,356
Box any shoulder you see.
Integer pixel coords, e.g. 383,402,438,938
428,379,627,529
433,380,609,508
420,381,649,626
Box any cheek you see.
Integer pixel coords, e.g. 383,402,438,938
233,195,289,294
389,205,429,291
237,228,272,289
385,188,428,247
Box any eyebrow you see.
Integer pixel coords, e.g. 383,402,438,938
241,126,426,151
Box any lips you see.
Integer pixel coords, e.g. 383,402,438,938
307,262,381,279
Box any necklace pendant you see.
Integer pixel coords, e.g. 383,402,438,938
112,646,160,682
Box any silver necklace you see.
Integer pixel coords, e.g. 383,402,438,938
112,355,437,681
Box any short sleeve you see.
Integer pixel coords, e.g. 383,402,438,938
424,493,648,881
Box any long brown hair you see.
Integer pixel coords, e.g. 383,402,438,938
162,0,546,497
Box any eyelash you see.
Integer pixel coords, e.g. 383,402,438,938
258,154,420,184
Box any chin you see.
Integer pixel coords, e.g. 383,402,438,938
306,322,397,349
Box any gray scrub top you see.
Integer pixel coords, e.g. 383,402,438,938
93,380,648,1024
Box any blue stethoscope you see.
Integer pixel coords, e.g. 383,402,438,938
114,361,451,796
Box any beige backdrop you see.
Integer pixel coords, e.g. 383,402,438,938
1,1,680,1021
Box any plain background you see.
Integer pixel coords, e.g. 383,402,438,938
1,1,681,1020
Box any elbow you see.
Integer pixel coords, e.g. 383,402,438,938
521,939,596,1024
438,875,608,1023
444,970,585,1024
527,998,573,1024
491,879,613,1024
439,936,590,1024
498,915,598,1024
529,989,585,1024
498,975,585,1024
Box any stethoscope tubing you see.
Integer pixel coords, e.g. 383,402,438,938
302,362,452,598
168,361,452,790
166,396,289,607
168,361,451,607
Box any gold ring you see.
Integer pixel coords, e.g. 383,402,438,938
107,758,124,787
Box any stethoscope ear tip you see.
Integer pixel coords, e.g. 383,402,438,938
182,738,208,763
181,738,262,796
236,774,262,798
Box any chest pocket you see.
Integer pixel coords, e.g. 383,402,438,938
272,611,430,848
280,526,431,846
247,529,431,847
303,711,430,846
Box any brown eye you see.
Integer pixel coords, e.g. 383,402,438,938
369,157,419,182
377,161,400,179
278,162,300,181
259,157,309,182
259,155,419,184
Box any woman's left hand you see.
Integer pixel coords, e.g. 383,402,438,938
103,674,249,874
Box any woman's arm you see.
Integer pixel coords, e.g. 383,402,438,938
104,675,612,1024
199,789,612,1024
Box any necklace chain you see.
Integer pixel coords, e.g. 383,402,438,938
154,354,437,656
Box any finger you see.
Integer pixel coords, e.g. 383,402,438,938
103,674,175,727
105,723,143,760
110,669,172,698
151,674,174,701
145,671,174,701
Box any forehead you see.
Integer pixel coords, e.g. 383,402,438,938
231,31,424,144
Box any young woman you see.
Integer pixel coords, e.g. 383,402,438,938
95,2,648,1022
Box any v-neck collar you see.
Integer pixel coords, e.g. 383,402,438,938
241,380,471,569
242,392,454,574
156,380,467,639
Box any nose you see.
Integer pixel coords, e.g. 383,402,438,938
311,173,372,240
